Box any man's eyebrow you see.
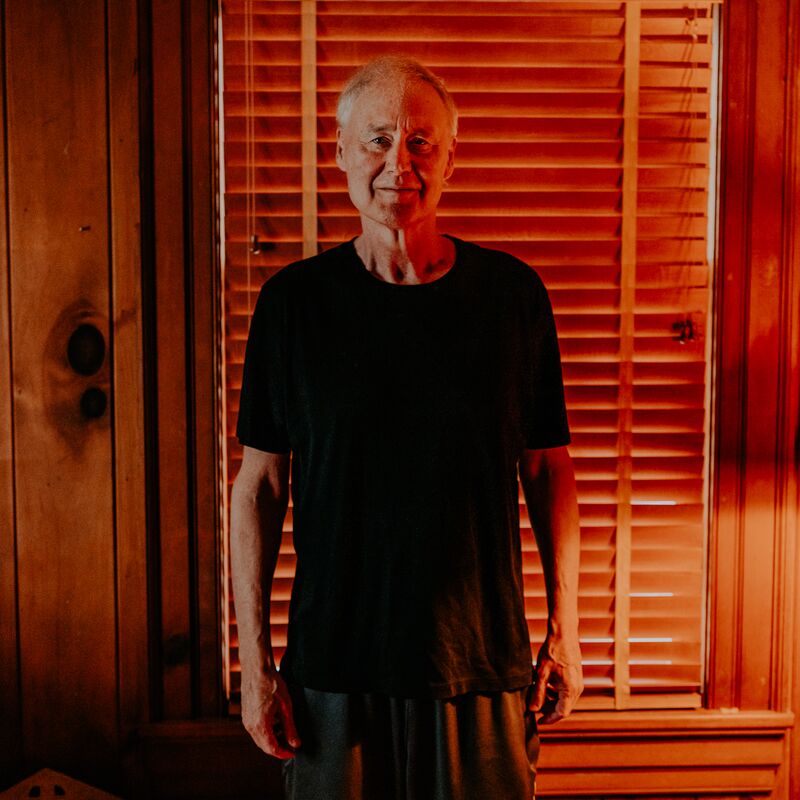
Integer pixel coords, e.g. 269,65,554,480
362,123,436,136
363,123,394,135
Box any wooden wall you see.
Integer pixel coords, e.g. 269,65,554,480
0,0,147,792
0,0,798,798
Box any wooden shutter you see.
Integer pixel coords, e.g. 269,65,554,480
220,0,721,712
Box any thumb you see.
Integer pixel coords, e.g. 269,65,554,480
531,662,550,711
279,694,302,748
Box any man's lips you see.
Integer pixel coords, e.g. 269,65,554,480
374,186,421,200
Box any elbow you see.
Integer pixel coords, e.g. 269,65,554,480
519,444,572,485
231,471,289,513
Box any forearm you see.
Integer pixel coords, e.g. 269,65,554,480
230,471,289,675
519,447,581,635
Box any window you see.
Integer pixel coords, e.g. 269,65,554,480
219,0,722,712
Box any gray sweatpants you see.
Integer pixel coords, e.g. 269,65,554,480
283,682,539,800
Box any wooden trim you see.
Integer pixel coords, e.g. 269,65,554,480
706,0,755,715
186,0,224,718
737,0,788,715
708,0,795,717
781,2,800,797
138,0,225,723
151,0,193,720
0,0,21,782
614,1,640,711
108,0,150,744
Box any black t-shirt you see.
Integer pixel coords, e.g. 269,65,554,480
236,235,570,698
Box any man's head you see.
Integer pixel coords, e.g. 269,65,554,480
335,56,458,232
336,56,458,139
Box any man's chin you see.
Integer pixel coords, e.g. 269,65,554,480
361,205,426,231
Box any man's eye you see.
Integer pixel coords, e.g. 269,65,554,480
370,136,390,146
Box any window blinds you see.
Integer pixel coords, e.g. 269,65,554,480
221,0,720,712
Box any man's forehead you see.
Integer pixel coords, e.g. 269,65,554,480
345,78,450,131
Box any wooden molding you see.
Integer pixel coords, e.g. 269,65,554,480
146,0,225,721
708,0,758,713
708,0,796,719
108,0,151,747
781,1,800,797
186,0,225,719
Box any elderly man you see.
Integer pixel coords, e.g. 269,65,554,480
231,56,583,799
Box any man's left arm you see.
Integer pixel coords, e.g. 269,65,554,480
519,445,584,724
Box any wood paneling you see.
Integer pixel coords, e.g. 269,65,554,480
6,0,117,784
0,2,21,784
133,721,279,800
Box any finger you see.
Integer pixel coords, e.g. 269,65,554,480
556,667,584,721
538,709,563,725
531,662,551,711
540,678,580,725
278,692,302,748
261,720,296,760
554,686,572,721
536,686,560,724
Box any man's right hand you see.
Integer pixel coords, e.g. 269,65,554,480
241,668,302,760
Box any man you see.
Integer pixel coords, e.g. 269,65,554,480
231,56,583,799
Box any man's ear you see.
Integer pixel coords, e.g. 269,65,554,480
335,128,346,172
444,137,457,181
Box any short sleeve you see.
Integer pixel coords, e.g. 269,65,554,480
235,277,291,454
521,272,571,450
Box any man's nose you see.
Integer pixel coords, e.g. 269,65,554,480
385,140,411,174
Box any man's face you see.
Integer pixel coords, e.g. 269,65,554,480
335,78,456,231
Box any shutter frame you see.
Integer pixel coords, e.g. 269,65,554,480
221,0,720,712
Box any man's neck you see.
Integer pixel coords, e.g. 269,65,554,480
354,219,455,285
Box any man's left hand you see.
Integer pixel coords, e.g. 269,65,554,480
529,632,584,724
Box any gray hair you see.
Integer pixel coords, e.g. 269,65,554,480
335,55,459,139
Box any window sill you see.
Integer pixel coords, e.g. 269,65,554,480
540,706,794,736
537,708,794,796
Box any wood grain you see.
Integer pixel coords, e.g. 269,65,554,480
0,2,21,783
108,0,150,745
6,0,117,782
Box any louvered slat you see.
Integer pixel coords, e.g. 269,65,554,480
220,0,720,710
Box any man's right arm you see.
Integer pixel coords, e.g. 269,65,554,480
230,445,300,759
